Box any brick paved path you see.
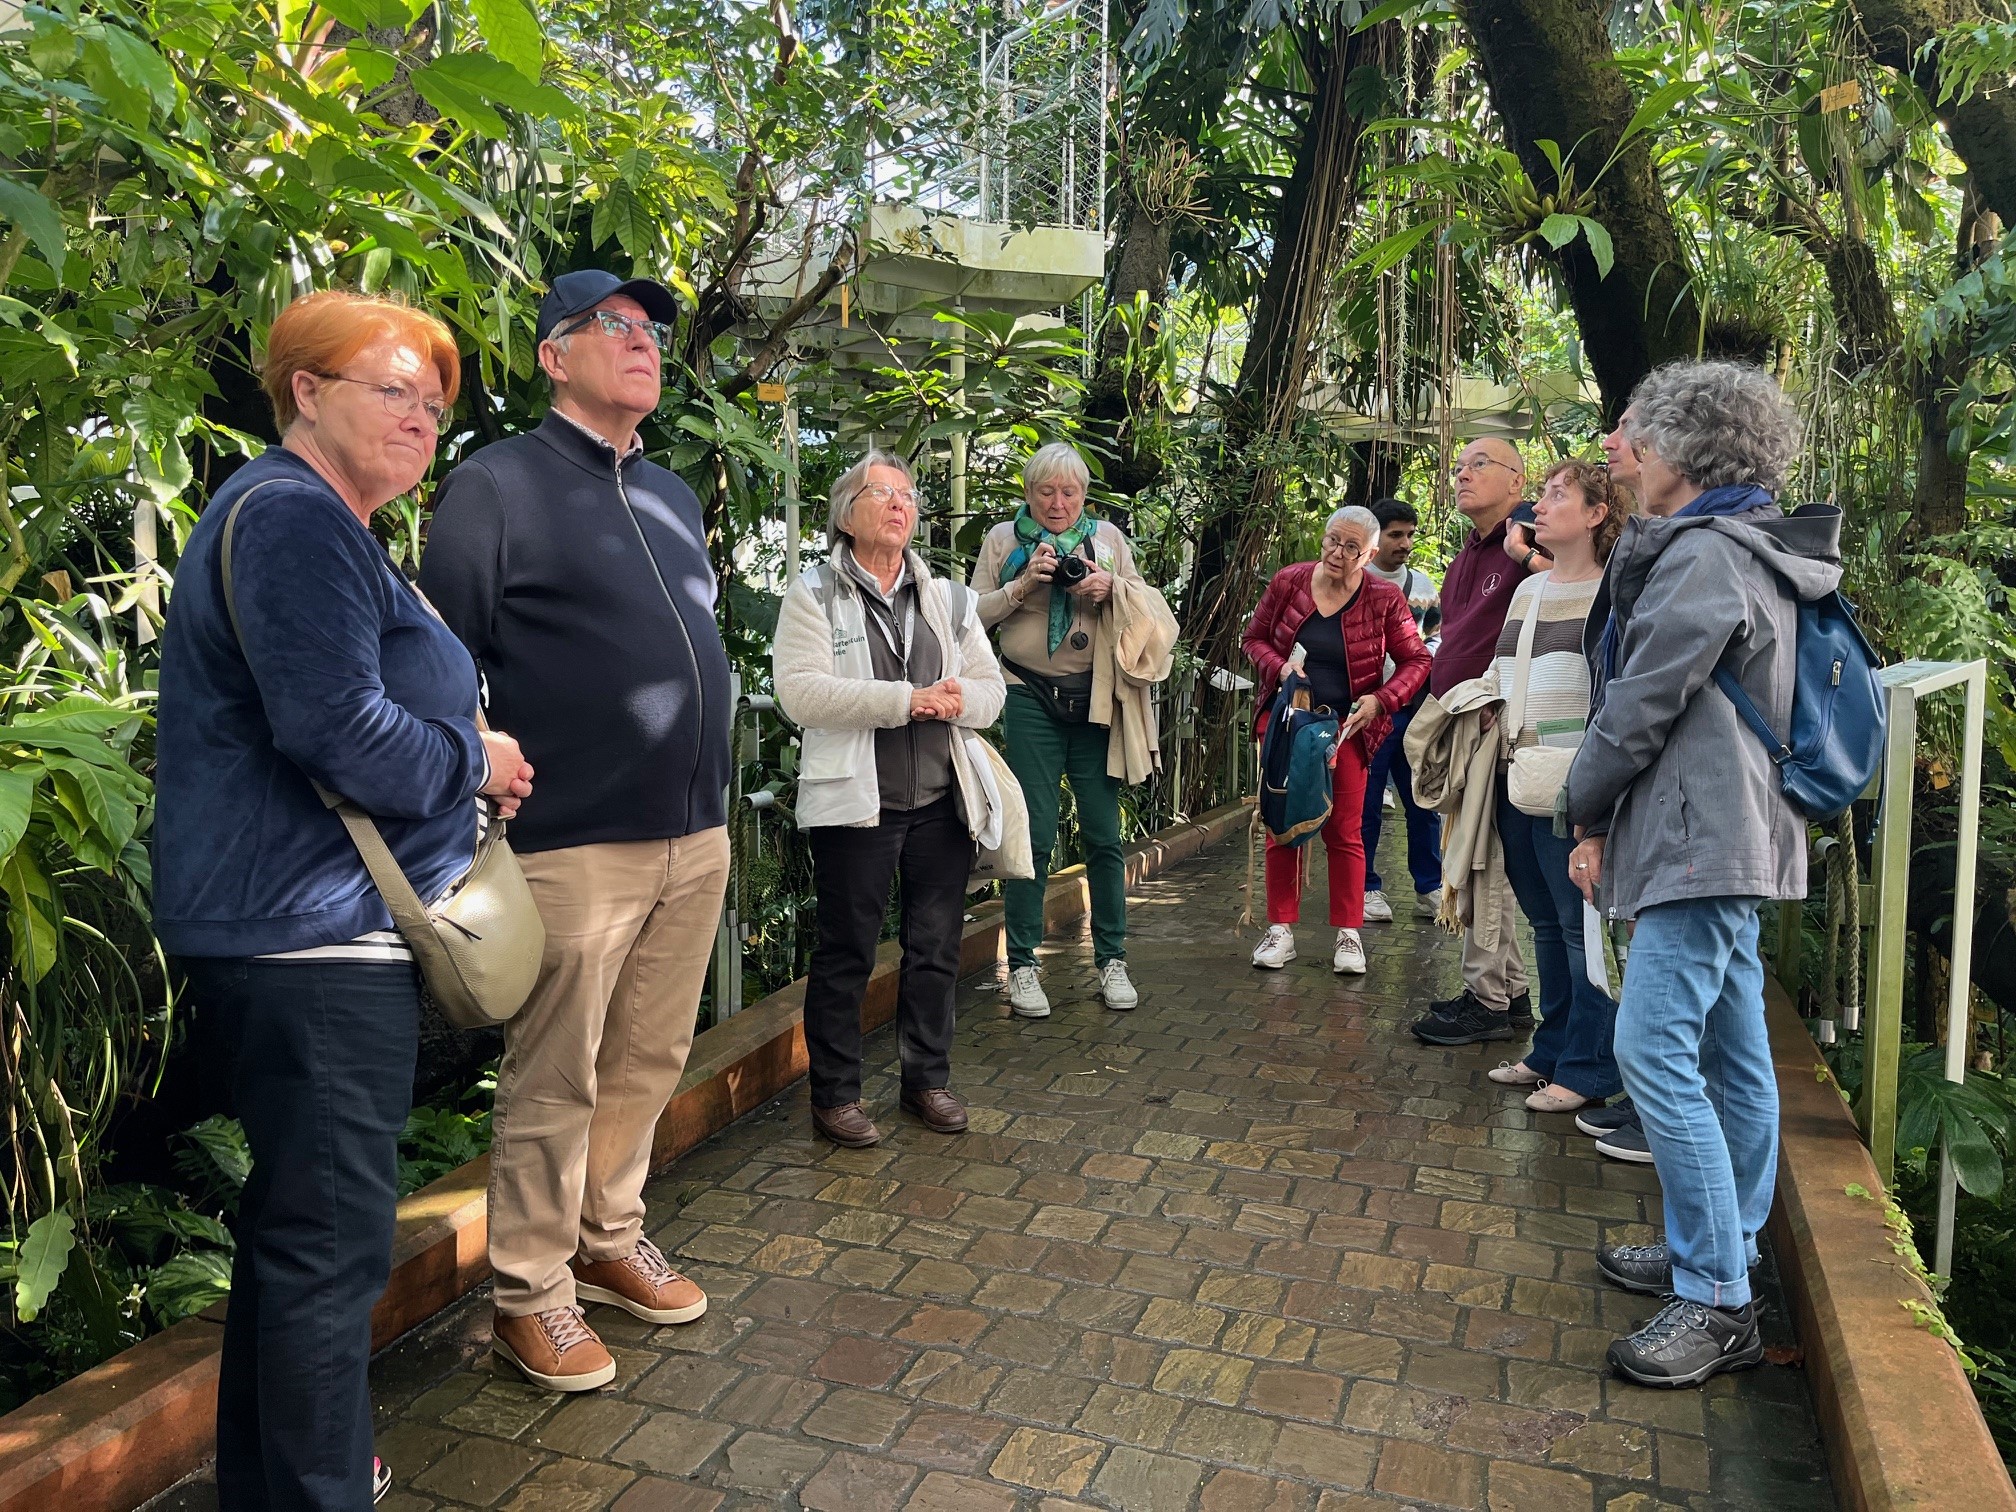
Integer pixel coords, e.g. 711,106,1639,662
167,834,1840,1512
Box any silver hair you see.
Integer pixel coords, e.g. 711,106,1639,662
1623,360,1803,494
1022,441,1091,497
1324,505,1381,546
827,449,917,547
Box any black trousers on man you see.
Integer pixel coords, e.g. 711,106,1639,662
805,797,974,1109
182,957,418,1512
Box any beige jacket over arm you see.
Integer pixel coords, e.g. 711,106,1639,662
1403,674,1508,942
1091,576,1178,783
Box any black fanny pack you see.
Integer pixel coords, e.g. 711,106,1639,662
1004,657,1093,724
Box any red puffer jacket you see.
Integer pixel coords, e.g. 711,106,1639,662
1242,561,1432,758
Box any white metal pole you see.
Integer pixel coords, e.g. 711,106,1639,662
1935,660,1989,1277
783,398,802,584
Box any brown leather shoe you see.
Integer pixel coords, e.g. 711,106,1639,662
812,1101,881,1147
901,1087,969,1133
491,1306,615,1392
573,1236,708,1325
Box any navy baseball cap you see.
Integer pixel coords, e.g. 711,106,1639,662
1509,501,1538,526
535,270,680,344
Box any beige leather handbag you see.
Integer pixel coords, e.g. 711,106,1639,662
219,486,545,1029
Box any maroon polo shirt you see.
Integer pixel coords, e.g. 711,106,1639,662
1430,515,1523,697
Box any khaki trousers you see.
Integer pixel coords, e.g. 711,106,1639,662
1461,858,1529,1011
487,828,730,1316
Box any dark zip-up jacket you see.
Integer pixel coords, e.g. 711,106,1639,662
419,411,733,853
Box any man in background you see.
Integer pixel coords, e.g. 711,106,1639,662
1411,437,1539,1046
1359,497,1442,923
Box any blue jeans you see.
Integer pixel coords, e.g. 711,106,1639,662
1362,703,1442,896
183,957,419,1512
1612,897,1776,1309
1496,792,1621,1101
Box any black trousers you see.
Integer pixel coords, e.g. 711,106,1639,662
181,957,419,1512
805,797,974,1109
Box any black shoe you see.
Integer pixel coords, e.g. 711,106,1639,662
1424,990,1468,1017
1606,1297,1763,1388
1575,1097,1636,1137
1506,991,1534,1035
1597,1241,1672,1295
1594,1121,1655,1164
1410,992,1515,1046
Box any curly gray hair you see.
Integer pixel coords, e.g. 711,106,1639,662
826,449,917,547
1622,360,1802,495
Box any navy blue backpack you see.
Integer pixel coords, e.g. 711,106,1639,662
1259,667,1342,847
1714,587,1885,822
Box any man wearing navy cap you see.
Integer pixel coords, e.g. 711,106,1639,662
421,271,731,1391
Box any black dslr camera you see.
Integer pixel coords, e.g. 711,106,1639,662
1053,549,1092,587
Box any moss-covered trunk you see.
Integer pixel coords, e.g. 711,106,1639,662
1854,0,2016,226
1462,0,1701,422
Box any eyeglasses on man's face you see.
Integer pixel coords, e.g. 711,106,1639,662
558,309,675,351
319,373,452,435
1449,456,1518,481
854,482,921,508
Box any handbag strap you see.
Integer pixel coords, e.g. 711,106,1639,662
217,484,473,937
1504,578,1545,742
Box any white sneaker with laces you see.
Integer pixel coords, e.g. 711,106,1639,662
1098,960,1139,1011
1251,925,1296,969
1007,966,1050,1018
1362,890,1394,923
1333,928,1367,975
1415,889,1440,917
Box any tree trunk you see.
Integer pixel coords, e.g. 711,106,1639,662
1853,0,2016,226
1084,173,1177,496
1462,0,1701,422
1911,193,1989,540
1187,23,1375,657
1347,440,1406,506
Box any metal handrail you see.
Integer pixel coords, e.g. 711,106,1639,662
1784,658,1987,1277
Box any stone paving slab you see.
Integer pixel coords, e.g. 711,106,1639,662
155,835,1837,1512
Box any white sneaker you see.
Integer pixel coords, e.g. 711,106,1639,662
1362,890,1394,923
1415,890,1440,917
1251,925,1296,969
1007,966,1050,1018
1098,960,1139,1011
1333,928,1367,975
1383,787,1398,811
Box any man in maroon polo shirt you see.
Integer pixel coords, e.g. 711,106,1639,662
1411,436,1541,1045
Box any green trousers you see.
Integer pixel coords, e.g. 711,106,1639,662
1002,684,1127,968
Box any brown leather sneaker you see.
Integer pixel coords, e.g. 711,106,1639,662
812,1101,882,1147
572,1236,708,1325
901,1087,969,1133
491,1305,615,1392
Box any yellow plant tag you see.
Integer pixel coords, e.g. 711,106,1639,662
1819,80,1861,114
756,382,788,403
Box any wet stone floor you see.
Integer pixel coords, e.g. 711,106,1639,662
157,831,1837,1512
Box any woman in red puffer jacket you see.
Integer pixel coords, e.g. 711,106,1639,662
1242,505,1432,976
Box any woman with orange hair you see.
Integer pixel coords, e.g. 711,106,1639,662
155,291,535,1509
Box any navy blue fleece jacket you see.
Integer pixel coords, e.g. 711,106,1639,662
154,448,487,957
417,412,732,853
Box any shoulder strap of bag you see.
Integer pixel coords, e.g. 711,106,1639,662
219,487,460,938
1504,579,1545,738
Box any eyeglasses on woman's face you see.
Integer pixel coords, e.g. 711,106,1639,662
854,481,921,508
1321,532,1367,555
318,373,452,435
558,309,675,351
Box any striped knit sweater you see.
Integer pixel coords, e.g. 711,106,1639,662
1490,572,1601,751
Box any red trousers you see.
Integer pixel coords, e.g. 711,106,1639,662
1265,737,1369,928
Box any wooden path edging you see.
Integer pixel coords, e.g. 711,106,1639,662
1764,976,2016,1511
0,800,1253,1512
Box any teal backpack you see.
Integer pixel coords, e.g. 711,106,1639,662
1259,667,1341,847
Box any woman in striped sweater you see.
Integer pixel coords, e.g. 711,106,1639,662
1486,460,1635,1113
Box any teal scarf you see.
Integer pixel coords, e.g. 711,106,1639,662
999,505,1099,654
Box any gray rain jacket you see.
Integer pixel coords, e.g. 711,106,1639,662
1563,503,1844,921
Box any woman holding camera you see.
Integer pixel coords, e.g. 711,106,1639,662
971,443,1144,1019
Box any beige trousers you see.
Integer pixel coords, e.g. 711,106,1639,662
487,828,730,1316
1461,859,1528,1011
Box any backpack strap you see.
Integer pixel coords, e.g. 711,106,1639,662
1714,666,1792,765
